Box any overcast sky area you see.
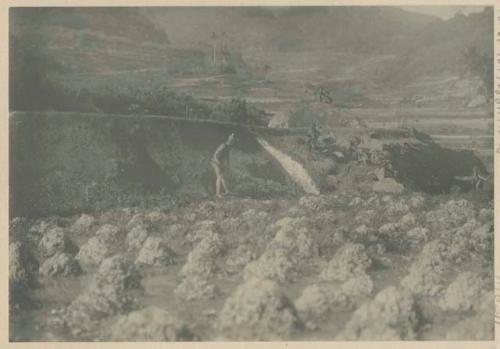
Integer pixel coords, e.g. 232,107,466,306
399,6,486,19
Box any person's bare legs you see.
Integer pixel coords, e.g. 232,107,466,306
220,176,229,195
215,177,223,197
212,162,224,197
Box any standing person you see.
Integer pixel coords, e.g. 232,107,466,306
307,121,320,152
211,133,236,197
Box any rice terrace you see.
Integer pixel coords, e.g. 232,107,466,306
9,6,494,341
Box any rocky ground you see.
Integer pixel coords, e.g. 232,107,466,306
9,187,494,341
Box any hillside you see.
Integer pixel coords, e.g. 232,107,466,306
143,7,437,53
9,6,493,90
10,8,208,74
144,6,493,83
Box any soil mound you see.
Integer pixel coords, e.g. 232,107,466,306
39,252,81,278
439,272,487,312
320,243,372,282
135,236,176,266
218,278,303,340
126,226,149,252
108,306,196,341
337,286,419,340
243,216,315,283
174,275,218,301
38,227,69,257
70,214,96,235
58,255,142,336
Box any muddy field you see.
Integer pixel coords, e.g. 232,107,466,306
10,187,493,341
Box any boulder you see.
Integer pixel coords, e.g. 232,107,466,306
383,133,487,194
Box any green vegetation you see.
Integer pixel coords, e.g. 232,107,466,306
10,39,265,125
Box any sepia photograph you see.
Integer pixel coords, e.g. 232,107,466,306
8,5,495,342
